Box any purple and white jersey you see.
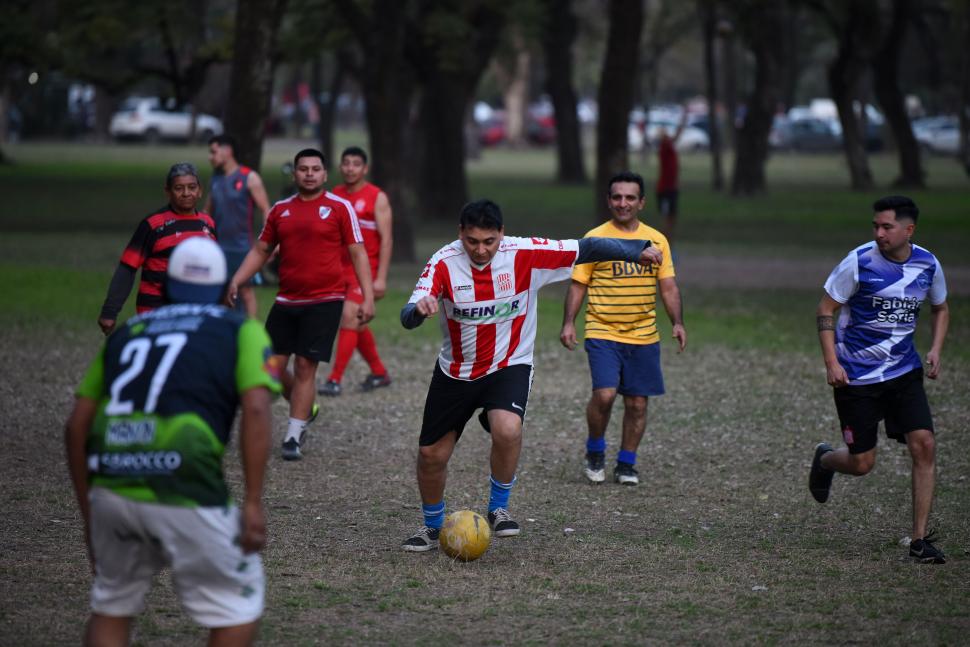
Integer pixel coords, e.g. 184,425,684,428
824,241,947,385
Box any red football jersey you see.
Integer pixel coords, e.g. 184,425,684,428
656,138,679,192
259,192,363,305
332,182,383,274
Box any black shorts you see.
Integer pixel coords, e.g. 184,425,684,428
419,363,533,446
656,190,678,217
833,368,934,455
265,300,343,362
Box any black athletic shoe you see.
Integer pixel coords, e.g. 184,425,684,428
809,442,835,503
584,452,606,483
318,380,341,396
402,526,440,552
910,531,947,564
487,508,520,537
361,374,392,391
281,437,303,461
613,462,639,486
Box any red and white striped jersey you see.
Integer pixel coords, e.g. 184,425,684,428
409,236,580,380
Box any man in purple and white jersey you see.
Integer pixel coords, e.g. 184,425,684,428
809,195,950,564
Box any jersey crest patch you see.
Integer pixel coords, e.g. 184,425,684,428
319,206,332,219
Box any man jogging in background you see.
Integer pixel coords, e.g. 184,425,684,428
319,146,394,396
228,148,375,461
809,195,949,564
206,134,271,317
66,237,280,646
399,198,663,553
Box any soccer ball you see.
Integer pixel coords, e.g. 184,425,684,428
439,510,491,561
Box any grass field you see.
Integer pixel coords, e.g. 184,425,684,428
0,140,968,645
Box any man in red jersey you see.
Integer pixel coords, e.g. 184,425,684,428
655,110,687,248
318,147,393,396
228,148,374,461
98,162,216,335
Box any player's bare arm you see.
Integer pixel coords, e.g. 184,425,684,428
926,301,949,379
247,171,271,227
238,386,272,553
659,277,686,352
228,239,273,306
560,280,588,350
816,294,848,387
374,191,393,299
64,396,99,573
348,243,375,323
639,244,663,266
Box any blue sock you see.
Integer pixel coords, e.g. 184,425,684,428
617,449,637,465
488,475,516,513
422,501,445,530
586,436,606,454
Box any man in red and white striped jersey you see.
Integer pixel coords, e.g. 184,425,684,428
228,148,374,462
399,199,663,552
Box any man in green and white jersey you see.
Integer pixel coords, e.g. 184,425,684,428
65,237,281,646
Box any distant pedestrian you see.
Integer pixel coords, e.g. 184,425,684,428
655,110,687,248
809,195,949,564
206,134,271,317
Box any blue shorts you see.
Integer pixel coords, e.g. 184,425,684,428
585,338,665,397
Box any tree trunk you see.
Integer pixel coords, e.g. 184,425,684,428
311,54,345,170
827,1,876,191
872,0,924,188
595,0,644,221
543,0,586,184
224,0,287,170
960,2,970,178
720,19,738,151
500,30,530,148
699,0,724,191
730,1,787,196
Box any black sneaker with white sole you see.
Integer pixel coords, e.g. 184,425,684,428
613,462,639,486
487,508,520,537
584,451,606,483
809,442,834,503
361,374,392,391
402,526,440,552
318,380,341,396
281,429,306,461
909,531,946,564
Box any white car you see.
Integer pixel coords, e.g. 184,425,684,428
913,116,960,155
109,97,224,143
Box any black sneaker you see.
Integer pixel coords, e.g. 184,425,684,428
809,442,834,503
584,451,606,483
402,526,440,552
318,380,341,396
361,374,392,391
281,435,303,461
910,531,946,564
487,508,520,537
613,462,639,486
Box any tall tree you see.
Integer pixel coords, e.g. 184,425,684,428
543,0,587,183
730,0,789,195
872,0,925,187
408,1,507,221
960,0,970,177
224,0,288,170
595,0,644,220
699,0,724,190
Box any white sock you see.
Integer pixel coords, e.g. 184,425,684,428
284,417,306,443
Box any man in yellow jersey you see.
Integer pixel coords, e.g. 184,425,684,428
560,171,686,485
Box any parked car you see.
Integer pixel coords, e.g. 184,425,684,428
770,116,842,152
913,116,960,155
109,96,224,143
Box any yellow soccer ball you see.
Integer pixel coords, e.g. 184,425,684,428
439,510,491,561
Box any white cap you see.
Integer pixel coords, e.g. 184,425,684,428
167,237,227,304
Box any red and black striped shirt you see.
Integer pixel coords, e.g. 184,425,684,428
119,206,217,312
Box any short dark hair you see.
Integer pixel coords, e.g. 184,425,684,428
607,171,645,199
166,162,201,188
873,195,919,223
459,199,504,231
341,146,368,164
294,148,327,169
208,133,237,151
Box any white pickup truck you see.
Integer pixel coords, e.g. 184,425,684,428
109,97,224,143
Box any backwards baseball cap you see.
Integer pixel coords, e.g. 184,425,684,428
167,237,227,304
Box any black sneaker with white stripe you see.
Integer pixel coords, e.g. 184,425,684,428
402,526,440,552
809,442,834,503
909,531,946,564
487,508,520,537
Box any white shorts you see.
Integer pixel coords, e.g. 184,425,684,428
88,487,264,628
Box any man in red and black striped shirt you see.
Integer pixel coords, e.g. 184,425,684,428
97,162,217,335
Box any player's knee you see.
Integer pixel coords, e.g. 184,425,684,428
589,390,616,411
847,452,875,476
908,430,935,463
624,396,647,417
418,444,449,469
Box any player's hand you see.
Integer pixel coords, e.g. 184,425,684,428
639,245,663,266
415,296,438,318
926,350,942,379
225,281,239,308
98,317,116,336
560,323,578,350
358,298,375,324
825,361,849,388
373,278,387,300
672,323,686,352
239,500,266,554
